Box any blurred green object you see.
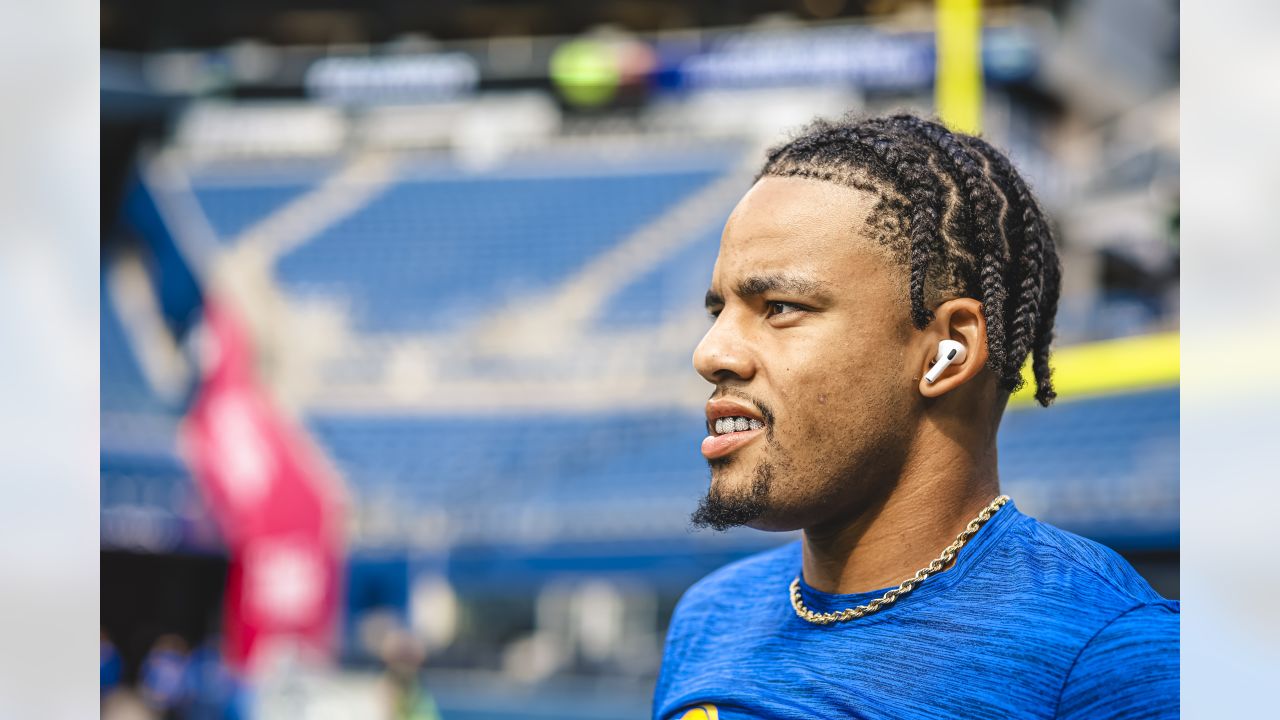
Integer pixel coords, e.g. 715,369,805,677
550,39,622,107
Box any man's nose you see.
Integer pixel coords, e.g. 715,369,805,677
693,314,756,384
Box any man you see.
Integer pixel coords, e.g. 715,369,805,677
652,114,1179,719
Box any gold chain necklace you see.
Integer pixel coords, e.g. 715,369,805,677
790,494,1010,625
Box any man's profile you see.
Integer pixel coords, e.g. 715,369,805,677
652,113,1179,719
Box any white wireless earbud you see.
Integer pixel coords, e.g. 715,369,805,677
923,339,968,384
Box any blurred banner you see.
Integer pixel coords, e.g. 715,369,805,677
180,299,345,673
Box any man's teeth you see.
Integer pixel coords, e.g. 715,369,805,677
714,416,764,435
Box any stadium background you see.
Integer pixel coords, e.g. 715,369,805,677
100,1,1179,717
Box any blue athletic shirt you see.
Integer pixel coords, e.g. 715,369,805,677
653,499,1179,719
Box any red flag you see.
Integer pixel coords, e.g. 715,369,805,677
179,300,346,674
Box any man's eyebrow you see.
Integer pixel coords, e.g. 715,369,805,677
704,289,724,309
734,273,832,299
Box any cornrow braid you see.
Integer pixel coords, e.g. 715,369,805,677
860,116,979,327
757,112,1061,407
842,125,948,329
884,114,1014,393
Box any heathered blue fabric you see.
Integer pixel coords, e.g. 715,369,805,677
653,500,1179,719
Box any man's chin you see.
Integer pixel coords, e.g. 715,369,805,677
689,496,800,532
691,462,774,531
689,493,765,531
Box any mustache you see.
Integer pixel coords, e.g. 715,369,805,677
707,387,777,428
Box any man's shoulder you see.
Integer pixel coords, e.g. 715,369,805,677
1003,507,1174,607
1056,600,1180,718
674,540,800,616
654,541,802,716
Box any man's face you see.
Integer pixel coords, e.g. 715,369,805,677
692,176,920,532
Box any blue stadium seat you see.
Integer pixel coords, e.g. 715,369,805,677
275,168,726,333
107,147,1179,562
595,226,722,327
100,270,173,417
998,386,1179,546
192,181,321,243
305,386,1178,552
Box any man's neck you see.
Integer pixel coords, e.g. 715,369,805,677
800,450,1001,595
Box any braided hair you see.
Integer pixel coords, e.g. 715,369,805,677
757,112,1061,407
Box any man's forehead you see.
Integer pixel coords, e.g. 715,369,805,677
724,175,878,243
712,176,885,288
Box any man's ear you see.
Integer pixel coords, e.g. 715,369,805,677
917,298,989,398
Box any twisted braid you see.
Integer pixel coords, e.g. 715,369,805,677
1032,238,1062,407
961,134,1058,405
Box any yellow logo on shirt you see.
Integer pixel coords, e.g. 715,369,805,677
678,704,719,720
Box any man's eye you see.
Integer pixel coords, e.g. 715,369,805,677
766,301,804,317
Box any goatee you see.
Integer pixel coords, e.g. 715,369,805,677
690,460,773,531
